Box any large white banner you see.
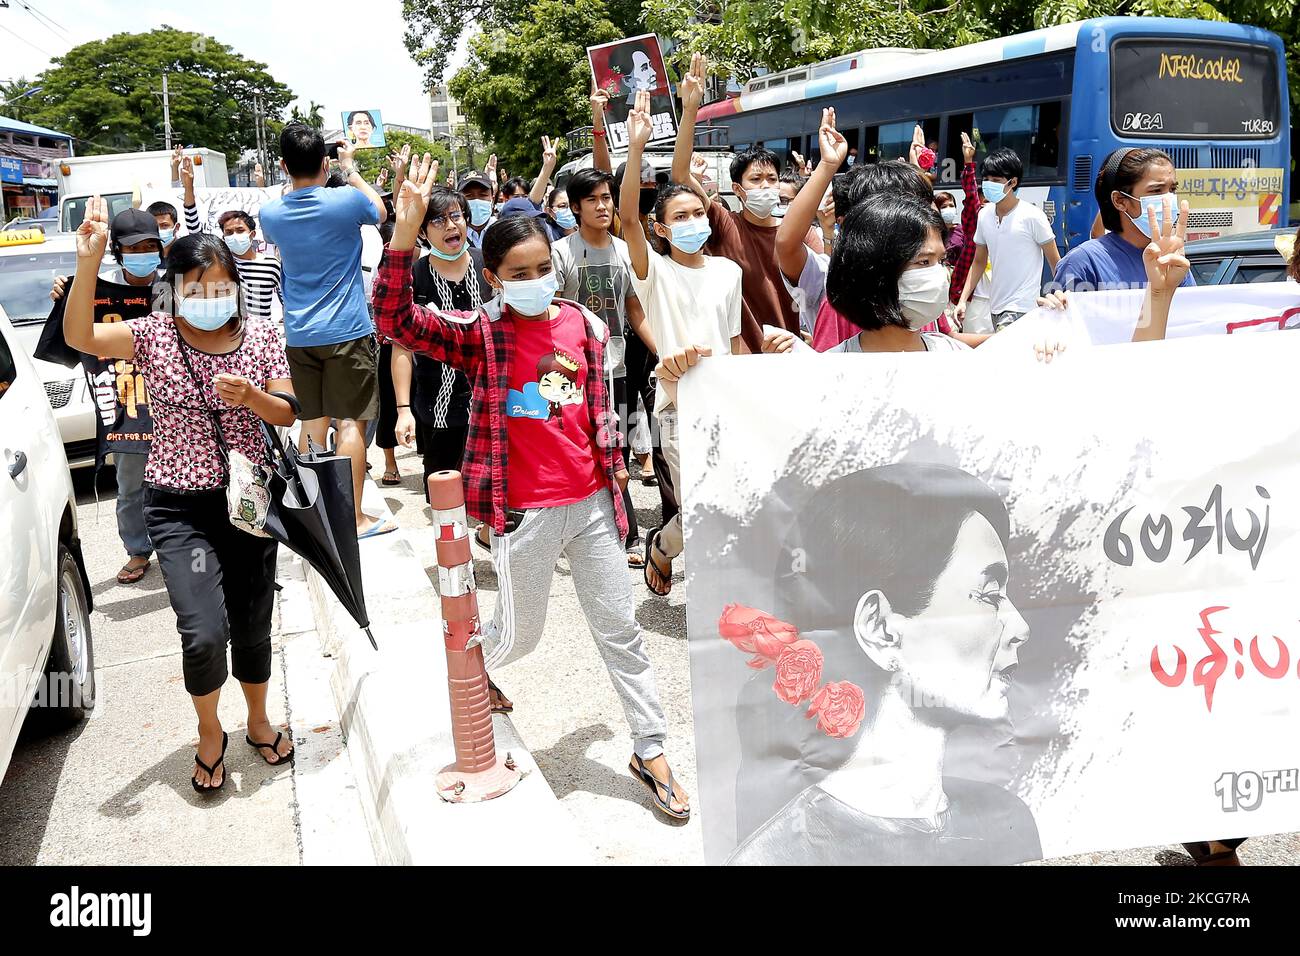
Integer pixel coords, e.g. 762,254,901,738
679,329,1300,865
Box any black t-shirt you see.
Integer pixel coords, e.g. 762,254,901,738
409,249,493,428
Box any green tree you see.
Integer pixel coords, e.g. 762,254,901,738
349,128,454,186
289,100,326,130
0,76,42,122
23,27,293,158
447,0,634,172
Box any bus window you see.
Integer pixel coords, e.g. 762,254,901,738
876,118,939,163
764,139,790,167
968,103,1063,182
861,126,879,164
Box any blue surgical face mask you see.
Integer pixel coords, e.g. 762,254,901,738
498,272,558,316
981,180,1008,204
667,219,711,254
428,242,467,262
554,208,577,230
178,292,240,331
158,227,175,245
467,199,493,227
121,252,161,278
223,232,252,255
1121,192,1178,239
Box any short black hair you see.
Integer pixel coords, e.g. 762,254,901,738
826,196,943,332
324,169,350,189
842,160,933,213
280,122,326,178
566,168,615,212
420,186,470,235
501,176,529,198
163,232,245,326
779,166,804,187
481,215,551,273
730,146,780,185
1095,147,1176,233
217,210,256,233
982,147,1023,187
147,201,178,225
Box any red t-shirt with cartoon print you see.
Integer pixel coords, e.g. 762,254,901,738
504,302,607,510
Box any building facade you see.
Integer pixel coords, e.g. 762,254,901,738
0,115,73,220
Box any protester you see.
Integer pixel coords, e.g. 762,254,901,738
65,199,298,790
49,207,165,584
551,166,654,568
458,167,497,248
620,90,743,597
375,152,690,820
391,185,488,496
955,148,1060,330
944,131,982,310
147,201,179,256
1054,147,1195,293
671,52,804,350
778,166,825,254
546,186,576,235
259,123,391,537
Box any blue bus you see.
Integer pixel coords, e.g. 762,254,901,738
696,17,1290,251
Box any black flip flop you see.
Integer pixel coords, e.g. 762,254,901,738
246,730,296,767
629,754,689,820
642,530,671,596
488,678,513,714
472,527,492,556
192,731,229,793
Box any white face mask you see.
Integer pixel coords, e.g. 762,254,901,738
897,263,950,331
940,207,958,226
741,186,780,219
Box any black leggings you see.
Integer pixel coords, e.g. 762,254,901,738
374,342,398,450
624,330,677,529
144,486,278,697
415,421,469,500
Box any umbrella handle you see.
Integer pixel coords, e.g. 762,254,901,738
263,390,301,466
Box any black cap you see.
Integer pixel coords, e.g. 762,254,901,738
110,207,162,246
457,171,493,193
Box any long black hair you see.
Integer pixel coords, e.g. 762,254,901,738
1096,146,1176,233
481,215,551,273
826,196,943,332
163,232,246,327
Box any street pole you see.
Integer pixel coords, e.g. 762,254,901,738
162,73,172,152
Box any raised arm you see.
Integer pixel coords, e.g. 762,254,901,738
670,52,709,208
620,91,655,282
529,136,558,206
778,107,844,282
1133,198,1190,343
959,133,979,237
374,153,483,370
591,83,612,173
181,156,202,234
64,196,134,360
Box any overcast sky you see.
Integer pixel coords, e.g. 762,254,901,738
0,1,471,132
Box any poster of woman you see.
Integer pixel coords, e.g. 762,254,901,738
678,336,1300,866
587,34,677,150
342,109,386,149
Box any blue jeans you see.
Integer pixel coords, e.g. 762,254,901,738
115,452,153,559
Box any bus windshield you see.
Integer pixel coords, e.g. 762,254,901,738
1111,38,1280,139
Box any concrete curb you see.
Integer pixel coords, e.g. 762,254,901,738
300,515,591,865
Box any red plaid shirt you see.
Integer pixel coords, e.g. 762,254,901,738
949,161,981,304
373,248,628,538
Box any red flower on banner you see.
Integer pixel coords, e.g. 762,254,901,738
718,603,800,669
773,640,824,704
807,681,866,738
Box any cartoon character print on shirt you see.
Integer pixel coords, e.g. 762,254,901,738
507,347,585,427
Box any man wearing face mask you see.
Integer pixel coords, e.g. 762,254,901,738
955,148,1059,331
458,171,497,248
1052,146,1194,295
147,201,180,257
672,52,808,352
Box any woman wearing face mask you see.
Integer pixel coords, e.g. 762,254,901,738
374,154,691,821
64,197,299,793
1053,147,1193,295
546,188,577,235
390,186,488,500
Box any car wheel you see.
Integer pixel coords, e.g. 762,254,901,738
33,545,96,725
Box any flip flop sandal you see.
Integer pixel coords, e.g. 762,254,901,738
488,678,513,714
640,472,658,486
472,528,493,555
359,518,397,540
627,550,646,569
380,471,402,486
642,530,671,596
117,560,150,584
628,754,690,821
192,731,229,793
246,730,296,767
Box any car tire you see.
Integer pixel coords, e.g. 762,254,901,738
33,545,96,726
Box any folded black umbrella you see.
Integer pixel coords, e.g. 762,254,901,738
262,413,375,650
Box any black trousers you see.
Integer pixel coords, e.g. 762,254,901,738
143,486,278,697
624,330,677,529
415,422,469,501
611,374,643,550
374,342,398,450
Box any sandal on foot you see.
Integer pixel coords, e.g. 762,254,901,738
246,730,296,767
117,559,150,584
627,549,646,569
643,530,671,596
488,678,513,714
192,731,229,793
380,470,402,486
472,527,492,555
628,754,689,820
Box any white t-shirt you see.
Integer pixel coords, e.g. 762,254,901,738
973,199,1054,314
829,332,970,353
630,251,742,412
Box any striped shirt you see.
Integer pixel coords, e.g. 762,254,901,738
184,202,283,324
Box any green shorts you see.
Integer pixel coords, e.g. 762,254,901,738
285,334,379,422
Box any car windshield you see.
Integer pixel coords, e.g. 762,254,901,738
0,249,80,325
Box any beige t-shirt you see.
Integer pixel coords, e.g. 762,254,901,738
630,251,742,412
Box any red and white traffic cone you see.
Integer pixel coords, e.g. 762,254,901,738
428,471,522,803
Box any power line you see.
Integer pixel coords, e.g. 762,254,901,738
16,0,70,43
0,19,54,59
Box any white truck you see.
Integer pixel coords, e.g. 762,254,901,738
57,148,229,232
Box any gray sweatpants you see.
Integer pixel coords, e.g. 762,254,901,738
480,488,668,760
